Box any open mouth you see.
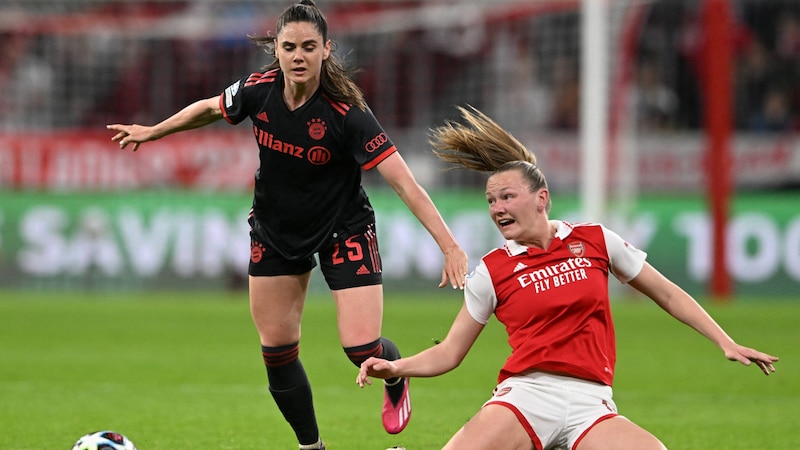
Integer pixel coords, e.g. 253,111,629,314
498,218,515,228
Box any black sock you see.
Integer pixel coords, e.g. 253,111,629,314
344,338,383,367
262,344,319,446
378,337,405,405
344,337,404,405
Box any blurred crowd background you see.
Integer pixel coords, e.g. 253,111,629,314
1,0,798,293
2,0,799,133
1,0,798,191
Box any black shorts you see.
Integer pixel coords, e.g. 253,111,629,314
249,222,383,290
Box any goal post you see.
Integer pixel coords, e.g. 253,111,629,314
579,0,608,224
579,0,653,226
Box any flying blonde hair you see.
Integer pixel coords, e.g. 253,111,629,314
429,105,550,211
429,105,536,170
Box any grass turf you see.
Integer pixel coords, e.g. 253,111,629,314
0,290,797,449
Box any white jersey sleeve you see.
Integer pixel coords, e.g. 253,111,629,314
602,225,647,283
463,261,498,325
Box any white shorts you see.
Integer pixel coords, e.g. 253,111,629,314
483,372,621,450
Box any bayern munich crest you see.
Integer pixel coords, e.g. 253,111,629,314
308,118,326,140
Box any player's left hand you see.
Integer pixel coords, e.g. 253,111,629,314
440,246,468,290
724,344,779,375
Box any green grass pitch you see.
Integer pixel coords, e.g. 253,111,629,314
1,290,797,449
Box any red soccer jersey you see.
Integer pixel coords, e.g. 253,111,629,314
464,221,646,386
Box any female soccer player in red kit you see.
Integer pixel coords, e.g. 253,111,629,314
357,106,778,450
107,1,468,449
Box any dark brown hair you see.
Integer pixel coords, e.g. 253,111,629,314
248,0,366,110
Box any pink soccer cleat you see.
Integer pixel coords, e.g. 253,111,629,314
382,378,411,434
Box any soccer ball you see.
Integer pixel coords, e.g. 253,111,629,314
71,430,137,450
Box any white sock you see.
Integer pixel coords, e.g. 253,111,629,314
299,439,323,450
384,377,403,387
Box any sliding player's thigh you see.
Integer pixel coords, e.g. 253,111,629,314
444,404,533,450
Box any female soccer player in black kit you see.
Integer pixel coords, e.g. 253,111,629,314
107,1,468,449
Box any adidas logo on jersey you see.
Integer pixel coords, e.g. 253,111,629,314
513,262,528,273
356,264,371,275
256,111,269,123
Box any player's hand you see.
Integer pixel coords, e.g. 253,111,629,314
724,344,778,376
106,124,152,152
356,357,397,388
439,246,468,290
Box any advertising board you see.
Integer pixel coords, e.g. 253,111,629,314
1,190,797,297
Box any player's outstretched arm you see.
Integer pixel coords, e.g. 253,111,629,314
376,152,469,290
357,304,483,387
628,263,779,375
107,96,222,152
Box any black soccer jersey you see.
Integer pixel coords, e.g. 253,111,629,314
219,69,397,260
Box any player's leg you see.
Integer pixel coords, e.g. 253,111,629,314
250,273,310,346
334,284,384,348
250,273,325,449
332,285,411,434
320,222,410,434
443,404,534,450
575,416,666,450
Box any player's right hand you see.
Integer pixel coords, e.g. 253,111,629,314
107,124,151,152
356,357,397,387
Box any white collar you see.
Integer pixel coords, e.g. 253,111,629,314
504,220,574,255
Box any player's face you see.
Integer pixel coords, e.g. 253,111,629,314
486,170,545,243
276,21,331,88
